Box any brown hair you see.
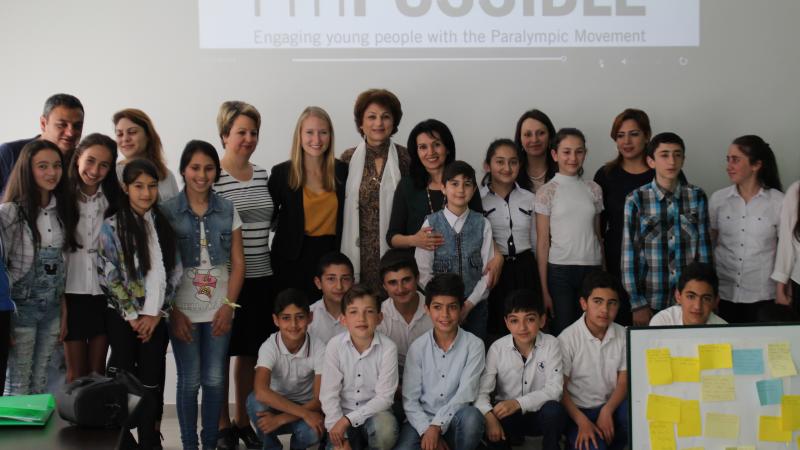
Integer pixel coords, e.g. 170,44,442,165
353,89,402,137
216,101,262,147
603,108,652,174
340,284,379,315
112,108,170,180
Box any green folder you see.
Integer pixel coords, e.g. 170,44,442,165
0,394,55,426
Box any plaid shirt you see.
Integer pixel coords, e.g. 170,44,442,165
622,180,712,311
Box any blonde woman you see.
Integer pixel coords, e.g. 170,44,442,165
113,108,179,201
268,106,348,300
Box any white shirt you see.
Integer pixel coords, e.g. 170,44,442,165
772,181,800,285
480,184,537,255
710,185,783,302
65,188,108,295
415,208,495,305
309,299,346,343
141,210,167,317
256,331,325,405
36,196,63,249
476,333,563,415
558,314,626,409
535,173,603,265
320,332,398,430
376,292,432,369
649,305,728,326
174,212,242,323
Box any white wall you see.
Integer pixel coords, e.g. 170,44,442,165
1,0,799,193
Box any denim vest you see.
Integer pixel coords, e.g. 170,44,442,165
162,190,234,268
428,209,484,298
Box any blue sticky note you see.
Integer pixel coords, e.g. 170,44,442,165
756,378,784,406
733,348,764,375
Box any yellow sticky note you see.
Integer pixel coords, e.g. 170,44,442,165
649,421,676,450
647,394,682,423
647,348,673,385
781,395,800,431
705,412,739,439
677,400,702,437
759,416,791,442
698,343,733,370
701,375,736,402
672,357,701,382
683,448,704,450
767,342,798,378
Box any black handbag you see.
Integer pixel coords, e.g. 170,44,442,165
56,374,128,428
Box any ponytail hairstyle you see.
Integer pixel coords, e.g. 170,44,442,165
513,109,558,191
69,133,123,224
731,135,782,192
481,138,517,186
552,128,587,177
114,159,176,279
4,139,78,251
604,108,652,174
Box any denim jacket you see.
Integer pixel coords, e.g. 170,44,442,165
161,190,235,269
429,209,484,298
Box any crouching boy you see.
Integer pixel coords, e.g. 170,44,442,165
477,289,567,450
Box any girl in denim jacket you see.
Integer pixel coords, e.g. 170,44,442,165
0,139,77,395
97,158,181,449
162,141,245,450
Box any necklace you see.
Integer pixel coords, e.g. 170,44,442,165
425,188,435,214
529,168,547,182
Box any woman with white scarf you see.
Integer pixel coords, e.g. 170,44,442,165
340,89,410,291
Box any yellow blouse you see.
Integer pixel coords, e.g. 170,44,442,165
303,188,337,236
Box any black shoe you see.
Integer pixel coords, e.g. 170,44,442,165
217,427,236,450
235,422,263,449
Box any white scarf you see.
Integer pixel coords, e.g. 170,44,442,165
341,140,402,281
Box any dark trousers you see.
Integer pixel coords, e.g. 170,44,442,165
0,311,9,395
486,400,567,450
106,310,168,448
718,299,772,323
548,264,601,336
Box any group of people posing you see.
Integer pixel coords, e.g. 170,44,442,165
0,88,797,450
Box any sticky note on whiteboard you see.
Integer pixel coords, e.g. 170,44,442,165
758,416,791,442
767,342,797,378
646,348,673,385
756,378,783,406
647,394,682,423
649,421,676,450
705,412,739,439
732,348,764,375
672,357,700,382
701,375,736,402
698,343,733,370
677,400,701,437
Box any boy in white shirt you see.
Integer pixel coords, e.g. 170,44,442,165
320,284,399,450
247,288,326,450
649,262,727,326
309,252,355,343
559,271,628,450
477,289,566,450
377,249,432,371
396,273,486,450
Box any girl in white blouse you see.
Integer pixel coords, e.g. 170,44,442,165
710,135,783,323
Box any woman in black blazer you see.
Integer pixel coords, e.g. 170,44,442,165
268,106,348,300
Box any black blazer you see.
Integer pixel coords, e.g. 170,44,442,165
268,159,348,261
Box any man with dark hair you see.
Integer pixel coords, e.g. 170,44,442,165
0,93,84,190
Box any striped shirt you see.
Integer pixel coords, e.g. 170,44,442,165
622,180,712,311
214,164,274,278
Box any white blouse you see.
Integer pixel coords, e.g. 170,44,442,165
710,185,783,302
65,188,108,295
772,181,800,286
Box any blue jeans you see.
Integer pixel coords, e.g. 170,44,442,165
566,402,628,450
325,410,398,450
246,392,321,450
487,400,567,450
395,405,484,450
547,264,600,336
169,321,231,450
462,300,488,341
5,246,64,395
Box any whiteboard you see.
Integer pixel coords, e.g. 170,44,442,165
628,324,800,450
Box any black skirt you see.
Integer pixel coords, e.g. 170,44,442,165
487,250,541,336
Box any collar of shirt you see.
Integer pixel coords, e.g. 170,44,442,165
344,331,382,358
506,332,545,364
724,184,766,201
650,179,683,201
42,195,57,211
315,298,342,323
79,185,104,203
383,292,427,326
428,327,465,354
577,313,617,345
442,206,470,229
276,332,311,358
